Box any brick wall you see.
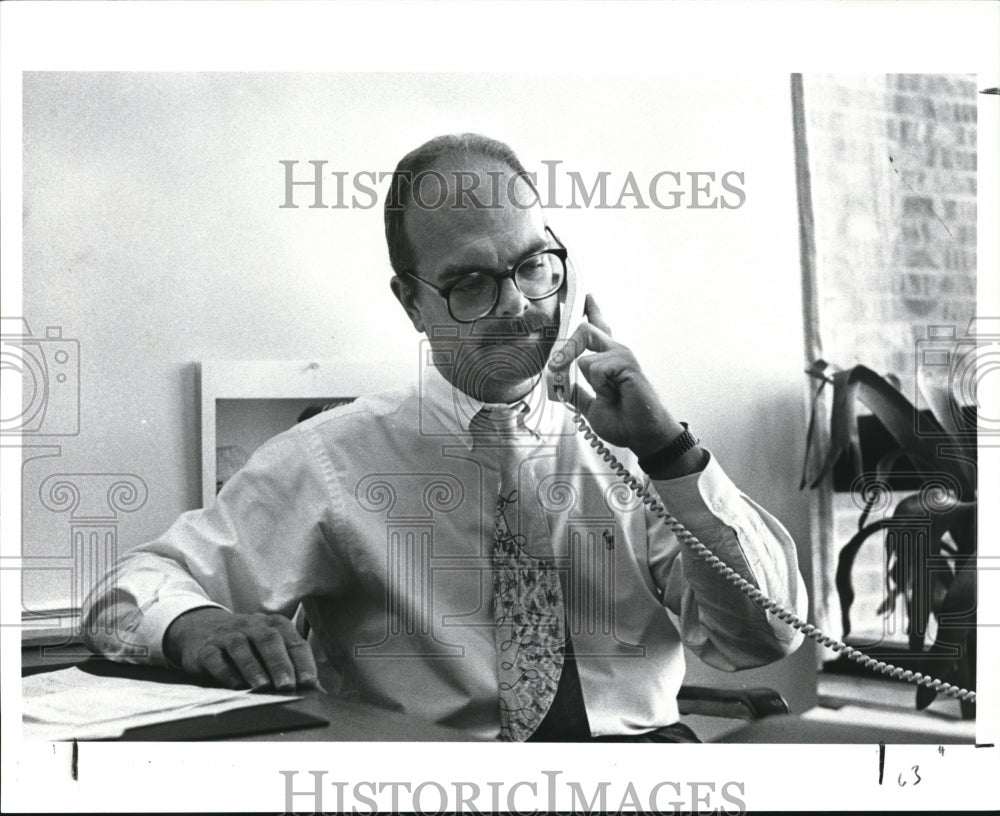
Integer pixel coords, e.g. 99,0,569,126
802,74,977,645
804,73,977,401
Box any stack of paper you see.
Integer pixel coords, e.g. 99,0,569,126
23,667,299,741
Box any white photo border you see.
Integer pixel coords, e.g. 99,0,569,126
2,1,998,813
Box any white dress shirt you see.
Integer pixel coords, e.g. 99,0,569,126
83,364,807,739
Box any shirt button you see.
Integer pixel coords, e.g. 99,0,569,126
713,499,725,512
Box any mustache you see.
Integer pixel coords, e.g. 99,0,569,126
467,312,558,341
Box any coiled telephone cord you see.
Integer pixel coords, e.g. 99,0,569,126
566,406,977,705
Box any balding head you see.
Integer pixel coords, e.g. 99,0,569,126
384,133,540,276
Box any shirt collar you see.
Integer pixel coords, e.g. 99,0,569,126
419,361,556,447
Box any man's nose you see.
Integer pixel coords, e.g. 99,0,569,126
493,276,529,316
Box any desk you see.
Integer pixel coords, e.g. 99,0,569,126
26,648,972,744
721,713,974,744
129,685,477,742
22,648,476,742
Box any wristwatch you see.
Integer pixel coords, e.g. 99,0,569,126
637,423,700,473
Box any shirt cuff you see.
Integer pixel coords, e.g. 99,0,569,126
649,449,745,534
132,594,229,666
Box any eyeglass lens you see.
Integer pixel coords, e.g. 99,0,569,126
449,251,565,321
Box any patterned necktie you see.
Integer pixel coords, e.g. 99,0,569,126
472,404,566,742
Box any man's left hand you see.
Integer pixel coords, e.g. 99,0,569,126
547,295,693,468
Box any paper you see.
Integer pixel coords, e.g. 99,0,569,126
23,667,300,741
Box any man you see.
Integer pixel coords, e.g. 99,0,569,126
83,133,807,742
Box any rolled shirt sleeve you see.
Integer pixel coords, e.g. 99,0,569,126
81,425,348,666
646,450,808,671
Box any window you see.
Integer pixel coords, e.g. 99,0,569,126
794,74,977,656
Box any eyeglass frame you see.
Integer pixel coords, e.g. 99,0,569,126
401,226,569,323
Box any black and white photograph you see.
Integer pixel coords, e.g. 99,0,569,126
2,2,998,813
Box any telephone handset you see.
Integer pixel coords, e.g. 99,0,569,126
545,253,587,404
544,248,975,705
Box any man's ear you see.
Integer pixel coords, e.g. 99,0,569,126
390,275,425,333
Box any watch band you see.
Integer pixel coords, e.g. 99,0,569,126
638,423,700,473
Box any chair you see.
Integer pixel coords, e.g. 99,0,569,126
677,685,790,720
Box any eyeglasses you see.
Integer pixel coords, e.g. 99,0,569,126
403,226,568,323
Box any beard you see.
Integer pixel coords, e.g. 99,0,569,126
437,312,559,403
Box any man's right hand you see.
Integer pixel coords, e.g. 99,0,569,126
163,607,321,692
